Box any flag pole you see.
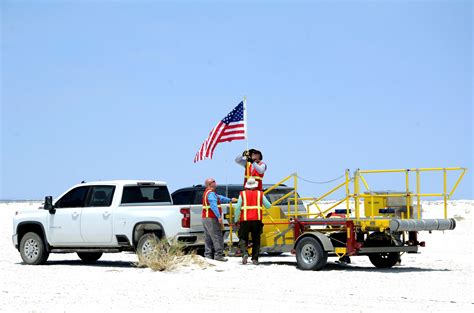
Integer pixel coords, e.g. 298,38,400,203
243,96,248,151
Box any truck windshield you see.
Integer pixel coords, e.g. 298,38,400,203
121,185,171,204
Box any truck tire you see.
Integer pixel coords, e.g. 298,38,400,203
295,237,327,271
77,252,103,263
137,233,158,264
19,232,49,265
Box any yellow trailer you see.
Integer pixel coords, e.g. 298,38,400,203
227,167,467,270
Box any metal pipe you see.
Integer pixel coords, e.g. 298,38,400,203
371,194,375,219
359,167,464,174
416,169,421,219
406,170,410,219
271,191,293,207
264,173,294,194
413,193,444,197
229,203,233,245
314,180,348,202
415,167,463,172
443,169,447,218
294,174,298,219
360,174,371,191
359,169,407,173
345,169,350,215
358,194,406,198
357,193,443,198
449,169,466,198
389,218,456,232
355,169,360,221
324,198,348,215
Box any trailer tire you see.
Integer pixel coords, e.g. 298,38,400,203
368,252,399,268
295,237,327,271
77,252,103,263
365,232,400,268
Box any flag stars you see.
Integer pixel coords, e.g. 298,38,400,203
222,102,244,124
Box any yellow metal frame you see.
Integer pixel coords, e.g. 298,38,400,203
356,167,467,220
270,167,467,223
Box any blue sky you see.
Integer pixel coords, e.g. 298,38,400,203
1,0,472,200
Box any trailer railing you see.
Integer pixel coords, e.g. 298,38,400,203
355,167,467,220
265,167,467,221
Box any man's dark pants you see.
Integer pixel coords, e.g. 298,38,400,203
238,220,263,261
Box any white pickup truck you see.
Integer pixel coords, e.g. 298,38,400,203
12,180,205,265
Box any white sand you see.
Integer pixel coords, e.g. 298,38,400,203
0,201,472,313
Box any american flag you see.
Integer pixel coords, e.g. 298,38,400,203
194,101,246,162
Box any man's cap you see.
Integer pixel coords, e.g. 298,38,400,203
249,149,263,160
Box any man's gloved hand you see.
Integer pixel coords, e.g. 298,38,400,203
242,150,250,157
247,157,254,163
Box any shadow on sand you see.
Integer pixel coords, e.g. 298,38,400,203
256,259,451,273
17,260,136,268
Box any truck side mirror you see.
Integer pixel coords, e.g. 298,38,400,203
44,196,55,214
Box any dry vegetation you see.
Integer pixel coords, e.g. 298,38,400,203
137,238,211,271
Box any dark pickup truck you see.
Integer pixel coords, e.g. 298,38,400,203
171,184,306,248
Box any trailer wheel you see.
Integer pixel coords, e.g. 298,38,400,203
295,237,327,271
365,232,400,268
368,252,399,268
77,252,103,263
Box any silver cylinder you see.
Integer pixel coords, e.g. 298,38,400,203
389,218,456,232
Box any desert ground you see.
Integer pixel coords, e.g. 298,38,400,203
0,200,472,312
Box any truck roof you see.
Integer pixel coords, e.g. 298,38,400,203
77,180,167,186
173,183,289,192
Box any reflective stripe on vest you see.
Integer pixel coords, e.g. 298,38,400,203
202,189,221,218
241,190,263,221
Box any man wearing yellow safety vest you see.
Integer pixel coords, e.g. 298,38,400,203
202,178,237,262
233,177,271,265
235,149,266,191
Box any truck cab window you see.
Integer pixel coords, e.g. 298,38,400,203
121,186,171,204
55,186,90,208
227,188,243,199
86,186,115,207
193,190,205,205
172,190,193,205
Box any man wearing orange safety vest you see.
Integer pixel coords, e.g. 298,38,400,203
233,177,271,265
202,178,237,262
235,149,266,191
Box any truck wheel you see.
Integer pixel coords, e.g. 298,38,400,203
77,252,103,263
19,232,49,265
295,237,327,271
137,233,158,263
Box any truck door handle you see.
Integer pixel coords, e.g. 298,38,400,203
103,211,111,217
72,212,79,218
